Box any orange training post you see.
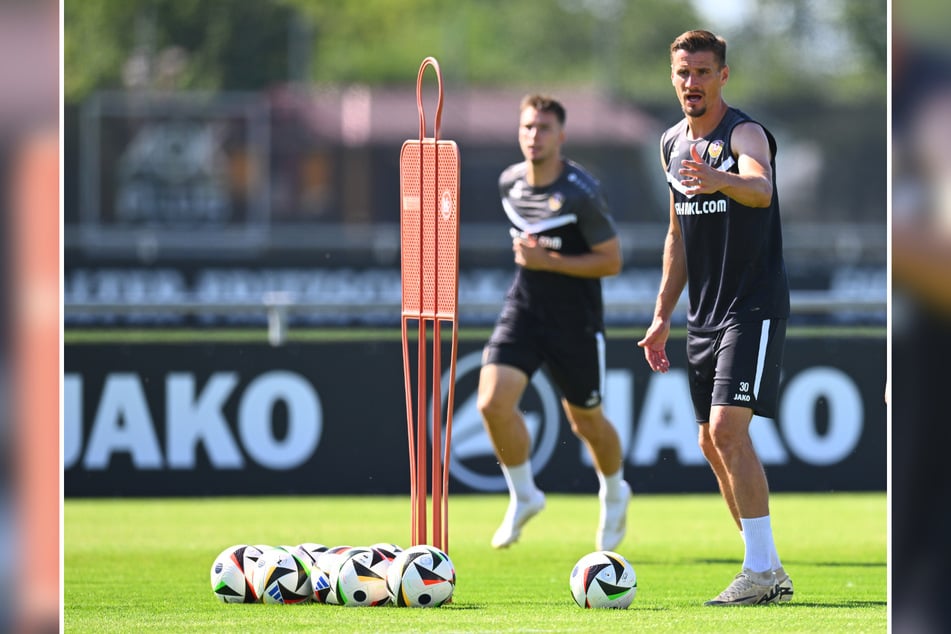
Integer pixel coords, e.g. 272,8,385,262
399,57,460,553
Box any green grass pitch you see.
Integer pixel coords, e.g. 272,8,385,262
64,492,886,632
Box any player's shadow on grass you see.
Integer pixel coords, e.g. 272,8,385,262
778,600,887,608
695,558,885,568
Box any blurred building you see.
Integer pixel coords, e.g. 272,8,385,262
63,84,886,331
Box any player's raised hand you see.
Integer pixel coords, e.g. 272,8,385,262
680,143,715,194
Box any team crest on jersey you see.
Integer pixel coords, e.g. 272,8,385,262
548,192,564,211
708,140,725,160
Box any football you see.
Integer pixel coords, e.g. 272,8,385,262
332,547,393,606
386,544,456,608
310,562,333,604
569,550,637,609
251,547,314,605
210,544,257,603
323,547,371,605
315,544,353,583
245,544,271,578
283,543,322,573
369,542,403,560
298,542,328,563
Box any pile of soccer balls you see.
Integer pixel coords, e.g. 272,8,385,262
210,542,456,607
569,550,638,609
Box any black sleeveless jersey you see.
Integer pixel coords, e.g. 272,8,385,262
661,107,790,332
498,159,618,330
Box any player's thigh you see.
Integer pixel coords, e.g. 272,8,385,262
562,398,609,438
478,362,530,411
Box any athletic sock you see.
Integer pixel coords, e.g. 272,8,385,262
501,461,537,500
740,515,775,575
740,529,783,571
597,468,625,500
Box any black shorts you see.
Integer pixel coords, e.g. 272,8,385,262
686,319,786,423
482,304,605,409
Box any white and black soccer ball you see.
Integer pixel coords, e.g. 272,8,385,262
369,542,403,560
310,562,333,604
281,543,324,574
298,542,328,564
210,544,258,603
332,547,393,607
244,545,271,579
569,550,637,609
251,547,314,605
315,544,353,586
323,547,371,605
386,544,455,608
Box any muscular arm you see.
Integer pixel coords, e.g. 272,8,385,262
637,191,686,372
653,197,688,321
721,122,773,207
514,234,622,278
681,121,773,207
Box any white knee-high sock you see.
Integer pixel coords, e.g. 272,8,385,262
501,461,537,500
740,516,775,574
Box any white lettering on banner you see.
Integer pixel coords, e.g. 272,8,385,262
238,371,322,470
167,373,244,469
435,358,868,491
64,371,321,470
779,367,863,465
84,374,163,469
749,416,790,464
64,375,82,468
632,370,706,466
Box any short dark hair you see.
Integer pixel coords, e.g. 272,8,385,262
519,94,566,126
670,30,727,68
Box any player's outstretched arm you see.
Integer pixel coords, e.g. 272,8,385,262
638,194,685,373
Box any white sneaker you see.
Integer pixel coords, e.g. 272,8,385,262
769,567,793,603
596,480,631,551
704,569,779,606
491,489,546,549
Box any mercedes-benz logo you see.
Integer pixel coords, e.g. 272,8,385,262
429,350,561,491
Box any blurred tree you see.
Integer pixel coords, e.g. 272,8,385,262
65,0,300,98
65,0,885,105
711,0,886,103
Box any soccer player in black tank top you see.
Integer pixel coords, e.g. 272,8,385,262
478,95,631,552
638,30,792,606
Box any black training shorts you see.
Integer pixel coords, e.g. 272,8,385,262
685,319,786,423
482,304,605,409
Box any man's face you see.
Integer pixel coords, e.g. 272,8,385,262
518,106,564,164
671,49,728,118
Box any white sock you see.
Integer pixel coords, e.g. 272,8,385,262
741,529,783,570
740,516,775,574
770,547,783,570
500,461,537,500
597,468,624,500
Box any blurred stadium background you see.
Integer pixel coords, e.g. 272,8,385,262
63,0,887,334
61,3,889,509
54,0,901,631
